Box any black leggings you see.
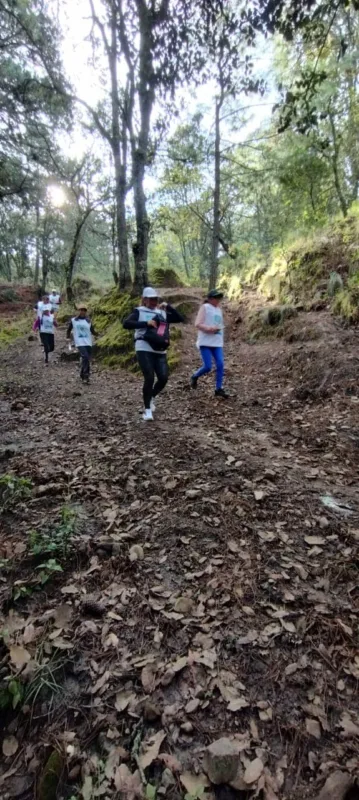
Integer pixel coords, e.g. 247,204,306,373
136,351,169,409
40,333,54,362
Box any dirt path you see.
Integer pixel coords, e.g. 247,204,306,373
0,310,358,800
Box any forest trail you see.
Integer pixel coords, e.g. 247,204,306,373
0,306,359,800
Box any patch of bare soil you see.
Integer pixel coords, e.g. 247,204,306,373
0,301,358,800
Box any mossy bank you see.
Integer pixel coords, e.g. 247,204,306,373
221,203,359,324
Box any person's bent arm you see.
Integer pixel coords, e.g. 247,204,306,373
123,309,149,330
195,305,218,333
165,304,185,324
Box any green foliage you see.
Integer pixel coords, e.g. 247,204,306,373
37,751,64,800
0,287,20,303
29,506,78,559
248,305,298,339
327,271,344,296
0,474,32,512
93,290,139,370
72,277,94,298
151,267,183,287
0,312,33,349
36,559,63,585
332,272,359,322
184,787,205,800
0,679,24,711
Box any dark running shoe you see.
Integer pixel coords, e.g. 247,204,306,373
190,376,198,390
215,388,229,399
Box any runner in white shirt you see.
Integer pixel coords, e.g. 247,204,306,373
33,309,58,365
35,294,52,319
66,304,96,384
49,290,61,313
190,289,229,398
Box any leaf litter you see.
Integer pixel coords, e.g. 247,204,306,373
0,309,358,799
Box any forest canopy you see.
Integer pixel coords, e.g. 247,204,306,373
1,0,359,295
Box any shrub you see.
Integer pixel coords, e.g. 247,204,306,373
72,277,93,299
0,474,32,512
151,268,183,287
0,288,20,303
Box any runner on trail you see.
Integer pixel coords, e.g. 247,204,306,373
35,293,51,319
66,305,96,384
49,289,61,313
123,287,184,421
33,308,58,365
190,289,229,398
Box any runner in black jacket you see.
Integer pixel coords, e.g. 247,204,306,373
123,287,184,420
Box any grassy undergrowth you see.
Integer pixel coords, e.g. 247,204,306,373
0,311,33,348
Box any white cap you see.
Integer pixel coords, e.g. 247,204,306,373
142,286,158,298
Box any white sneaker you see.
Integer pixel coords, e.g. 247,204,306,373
143,409,153,421
150,398,156,412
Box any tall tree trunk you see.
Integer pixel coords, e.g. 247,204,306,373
209,95,223,290
109,5,131,290
131,2,154,295
132,156,150,294
65,210,93,300
34,200,41,286
329,112,348,217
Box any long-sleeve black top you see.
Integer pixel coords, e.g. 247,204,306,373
123,304,184,330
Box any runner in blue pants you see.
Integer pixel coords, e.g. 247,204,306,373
190,289,229,398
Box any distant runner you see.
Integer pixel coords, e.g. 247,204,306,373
33,308,58,365
49,289,61,313
35,294,51,319
190,289,229,398
123,287,184,420
66,305,96,384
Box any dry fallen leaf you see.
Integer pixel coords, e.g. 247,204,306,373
304,535,325,545
114,765,143,799
141,665,156,693
53,604,72,628
138,730,166,771
91,670,111,695
339,712,359,737
227,697,249,712
22,624,37,645
185,698,200,714
227,540,239,553
158,753,182,773
180,772,210,794
9,644,31,670
305,718,321,739
2,736,19,757
285,662,299,676
115,691,136,713
244,758,264,784
171,656,188,673
129,544,144,562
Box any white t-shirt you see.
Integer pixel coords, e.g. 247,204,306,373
40,314,55,334
49,293,60,311
37,301,52,318
196,303,224,348
134,306,167,353
72,317,92,347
